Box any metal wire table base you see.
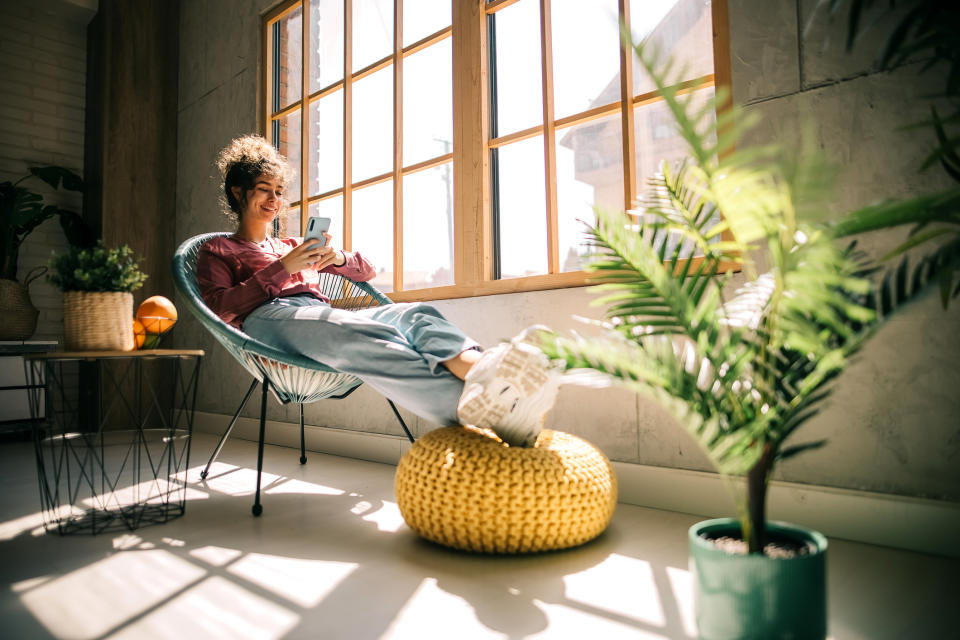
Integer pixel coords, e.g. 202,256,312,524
26,350,203,535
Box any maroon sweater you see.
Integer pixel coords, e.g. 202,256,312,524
196,234,376,328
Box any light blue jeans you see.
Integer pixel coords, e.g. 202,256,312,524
243,295,480,426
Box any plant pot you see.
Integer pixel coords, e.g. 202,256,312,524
0,278,40,340
63,291,134,351
689,518,827,640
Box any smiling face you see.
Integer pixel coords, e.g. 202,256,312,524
232,174,285,225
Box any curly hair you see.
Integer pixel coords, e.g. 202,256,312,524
216,134,295,222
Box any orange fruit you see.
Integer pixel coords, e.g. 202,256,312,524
137,295,178,334
133,318,147,349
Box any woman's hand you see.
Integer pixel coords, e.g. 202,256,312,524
279,233,344,274
279,238,324,274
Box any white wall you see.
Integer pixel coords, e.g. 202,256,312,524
0,0,92,342
174,0,960,502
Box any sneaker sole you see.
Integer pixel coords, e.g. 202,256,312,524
457,344,550,428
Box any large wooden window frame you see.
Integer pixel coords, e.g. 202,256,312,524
262,0,731,303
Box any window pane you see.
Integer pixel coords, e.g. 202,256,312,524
352,0,392,73
403,40,452,166
352,65,393,182
492,0,543,137
307,197,343,251
551,0,621,120
630,0,714,95
556,114,624,273
634,86,715,193
309,0,344,92
403,163,454,290
496,136,547,279
308,92,343,196
403,0,450,47
276,6,303,110
274,109,302,200
351,180,394,292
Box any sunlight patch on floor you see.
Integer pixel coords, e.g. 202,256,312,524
227,553,358,609
665,565,697,637
19,549,206,640
563,553,666,627
189,545,244,567
198,467,283,497
382,578,503,640
360,500,405,533
11,575,52,593
104,576,300,640
264,477,345,496
532,599,676,640
0,506,83,541
78,479,208,510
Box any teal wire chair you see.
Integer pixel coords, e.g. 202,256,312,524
172,232,414,516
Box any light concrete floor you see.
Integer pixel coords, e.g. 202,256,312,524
0,432,957,640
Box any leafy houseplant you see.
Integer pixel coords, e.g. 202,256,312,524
0,166,94,339
534,38,952,638
826,0,960,306
48,242,147,351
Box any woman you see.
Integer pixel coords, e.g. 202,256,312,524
197,135,559,447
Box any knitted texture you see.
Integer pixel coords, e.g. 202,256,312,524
395,426,617,553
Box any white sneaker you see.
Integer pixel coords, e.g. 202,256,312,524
457,327,561,447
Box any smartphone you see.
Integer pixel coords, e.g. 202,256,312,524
304,215,331,247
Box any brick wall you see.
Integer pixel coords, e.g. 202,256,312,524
0,1,90,342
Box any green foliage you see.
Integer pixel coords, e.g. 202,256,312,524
47,241,148,293
534,37,951,554
0,166,95,281
827,0,960,305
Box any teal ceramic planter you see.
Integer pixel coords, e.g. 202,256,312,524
689,518,827,640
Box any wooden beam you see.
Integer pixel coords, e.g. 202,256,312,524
486,0,522,14
307,78,345,107
540,0,559,274
401,24,451,58
488,123,544,149
343,0,353,251
401,152,453,176
452,0,490,285
619,0,636,212
300,0,309,235
393,0,403,292
352,170,393,190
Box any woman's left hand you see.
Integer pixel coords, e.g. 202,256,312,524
310,232,346,270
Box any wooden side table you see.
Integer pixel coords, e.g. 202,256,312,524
25,349,204,535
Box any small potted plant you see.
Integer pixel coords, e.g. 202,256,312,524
534,40,954,639
0,166,94,339
48,242,148,351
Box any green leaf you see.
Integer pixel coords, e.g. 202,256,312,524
776,440,827,462
29,166,84,192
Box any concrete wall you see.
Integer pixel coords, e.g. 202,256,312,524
174,0,960,501
0,0,93,342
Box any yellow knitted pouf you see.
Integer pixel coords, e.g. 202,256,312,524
395,426,617,553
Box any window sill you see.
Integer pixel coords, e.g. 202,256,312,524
386,258,742,303
387,270,593,302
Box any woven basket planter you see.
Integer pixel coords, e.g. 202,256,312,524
63,291,134,351
395,426,617,553
0,278,40,340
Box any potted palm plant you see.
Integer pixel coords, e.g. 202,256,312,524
0,166,93,339
534,40,955,639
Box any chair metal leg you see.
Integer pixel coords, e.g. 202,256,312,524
299,403,307,464
252,379,269,517
200,378,258,480
386,399,415,443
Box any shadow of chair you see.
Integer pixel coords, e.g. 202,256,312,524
172,232,414,516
